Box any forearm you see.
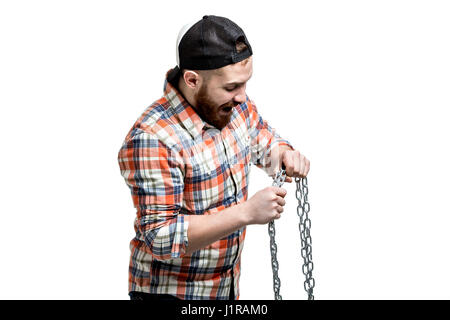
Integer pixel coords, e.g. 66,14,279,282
185,202,250,255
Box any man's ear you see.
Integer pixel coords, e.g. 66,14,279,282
183,70,200,89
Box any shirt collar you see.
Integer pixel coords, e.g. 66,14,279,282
163,69,215,140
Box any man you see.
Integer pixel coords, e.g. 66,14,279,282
118,15,310,300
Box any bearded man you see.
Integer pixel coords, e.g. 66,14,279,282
118,15,310,301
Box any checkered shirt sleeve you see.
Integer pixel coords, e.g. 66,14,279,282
118,131,189,261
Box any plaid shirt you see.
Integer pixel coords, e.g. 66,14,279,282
118,70,294,300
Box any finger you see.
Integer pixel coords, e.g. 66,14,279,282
293,151,301,178
284,153,295,177
296,154,304,177
276,196,286,207
280,152,291,176
273,206,284,216
273,187,287,197
284,176,293,183
305,158,310,176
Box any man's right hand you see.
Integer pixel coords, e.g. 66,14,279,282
243,186,287,225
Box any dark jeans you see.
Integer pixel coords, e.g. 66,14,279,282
129,291,181,301
129,287,235,300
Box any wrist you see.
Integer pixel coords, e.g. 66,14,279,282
236,200,253,226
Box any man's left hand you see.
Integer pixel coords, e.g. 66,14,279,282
279,146,310,183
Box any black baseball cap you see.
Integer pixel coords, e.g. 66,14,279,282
167,15,253,85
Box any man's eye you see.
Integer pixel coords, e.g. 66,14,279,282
225,87,235,92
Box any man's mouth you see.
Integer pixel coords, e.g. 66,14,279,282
219,102,241,115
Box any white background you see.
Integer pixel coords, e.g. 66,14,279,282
0,0,449,300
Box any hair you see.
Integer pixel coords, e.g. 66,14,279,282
235,37,248,53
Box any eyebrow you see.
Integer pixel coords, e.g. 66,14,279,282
224,73,253,87
224,81,245,87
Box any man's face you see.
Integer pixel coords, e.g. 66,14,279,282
193,57,253,130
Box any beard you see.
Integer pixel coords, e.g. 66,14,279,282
194,83,236,130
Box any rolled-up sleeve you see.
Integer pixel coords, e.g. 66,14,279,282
247,98,295,175
118,131,189,261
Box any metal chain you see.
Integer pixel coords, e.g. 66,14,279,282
268,169,315,300
295,176,315,300
268,169,286,300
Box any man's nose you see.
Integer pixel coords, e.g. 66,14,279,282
233,86,246,105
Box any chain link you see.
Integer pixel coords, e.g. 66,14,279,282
268,169,315,300
295,176,315,300
268,169,286,300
